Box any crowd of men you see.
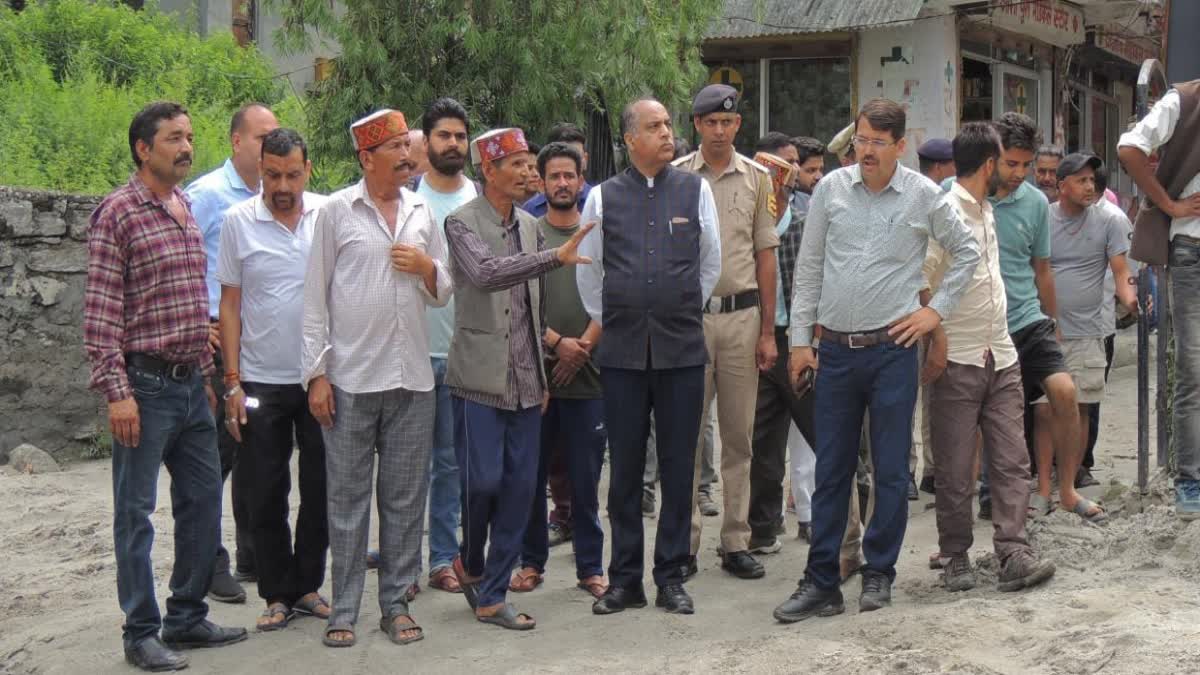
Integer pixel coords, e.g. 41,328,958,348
82,75,1200,671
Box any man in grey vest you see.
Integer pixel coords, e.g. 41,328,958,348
1119,78,1200,519
579,98,722,616
444,128,593,630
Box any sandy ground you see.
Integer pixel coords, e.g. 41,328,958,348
4,354,1199,675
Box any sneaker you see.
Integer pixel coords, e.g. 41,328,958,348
548,522,572,547
773,579,845,623
1075,467,1100,488
943,553,976,592
208,550,246,604
997,550,1056,592
1179,479,1200,521
919,475,936,494
642,485,656,516
859,570,891,612
749,535,782,555
698,489,719,517
978,501,992,521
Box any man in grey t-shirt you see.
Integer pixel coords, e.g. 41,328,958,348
1040,155,1137,502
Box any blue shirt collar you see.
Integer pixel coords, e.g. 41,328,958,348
222,158,256,195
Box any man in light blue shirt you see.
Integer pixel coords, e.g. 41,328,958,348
774,99,979,624
182,102,278,602
415,98,477,593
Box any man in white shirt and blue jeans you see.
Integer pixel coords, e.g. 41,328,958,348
216,128,331,631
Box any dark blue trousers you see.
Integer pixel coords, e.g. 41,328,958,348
805,341,918,590
602,366,704,589
520,397,607,579
452,397,542,608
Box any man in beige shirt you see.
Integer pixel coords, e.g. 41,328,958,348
673,84,779,580
922,122,1055,594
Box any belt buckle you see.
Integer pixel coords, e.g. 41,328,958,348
846,333,864,349
168,363,190,380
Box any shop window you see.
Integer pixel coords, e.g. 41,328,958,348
765,58,852,171
1002,71,1039,120
703,61,759,156
962,57,993,122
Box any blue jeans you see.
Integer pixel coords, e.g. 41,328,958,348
805,340,918,590
1171,239,1200,481
112,367,221,647
427,358,460,572
520,397,607,578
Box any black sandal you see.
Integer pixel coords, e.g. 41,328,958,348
380,615,424,645
322,624,356,648
476,603,536,631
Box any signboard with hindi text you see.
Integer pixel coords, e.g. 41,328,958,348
1095,27,1157,66
987,0,1084,48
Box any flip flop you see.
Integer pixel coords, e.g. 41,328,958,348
509,567,544,593
256,603,294,632
1069,497,1108,525
322,624,355,648
379,615,424,646
452,556,481,610
1027,493,1053,519
292,594,331,619
476,603,536,631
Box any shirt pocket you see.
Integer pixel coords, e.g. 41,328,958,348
730,188,757,222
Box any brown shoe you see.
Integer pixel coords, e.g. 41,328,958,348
998,550,1056,592
428,566,463,594
576,575,608,599
839,556,864,582
508,566,544,593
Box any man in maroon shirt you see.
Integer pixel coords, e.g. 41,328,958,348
84,101,247,672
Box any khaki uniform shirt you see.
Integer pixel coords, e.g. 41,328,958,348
673,150,778,298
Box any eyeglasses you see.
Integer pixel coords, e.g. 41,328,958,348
851,136,896,149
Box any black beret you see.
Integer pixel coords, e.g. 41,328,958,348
693,84,739,116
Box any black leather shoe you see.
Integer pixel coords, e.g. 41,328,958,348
1075,467,1100,488
208,549,246,604
125,637,189,672
655,584,694,614
859,570,892,612
721,550,765,579
162,620,248,650
592,585,648,615
681,555,698,581
919,475,936,494
772,580,845,623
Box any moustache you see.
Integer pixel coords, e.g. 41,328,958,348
271,192,296,205
394,161,416,172
174,154,192,165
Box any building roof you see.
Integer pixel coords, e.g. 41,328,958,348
707,0,927,40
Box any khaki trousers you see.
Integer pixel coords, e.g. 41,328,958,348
690,307,760,555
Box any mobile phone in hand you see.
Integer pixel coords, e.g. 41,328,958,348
794,367,814,398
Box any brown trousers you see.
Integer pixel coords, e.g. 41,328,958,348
930,359,1032,561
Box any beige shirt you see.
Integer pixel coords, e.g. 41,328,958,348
923,182,1017,370
673,150,778,298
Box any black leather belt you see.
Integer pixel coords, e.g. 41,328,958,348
704,289,760,314
817,325,895,349
125,352,196,381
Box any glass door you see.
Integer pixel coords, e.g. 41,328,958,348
995,64,1041,124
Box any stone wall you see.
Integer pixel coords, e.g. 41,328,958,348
0,186,104,463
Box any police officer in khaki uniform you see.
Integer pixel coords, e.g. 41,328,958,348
673,84,779,580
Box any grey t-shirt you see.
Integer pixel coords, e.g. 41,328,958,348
1049,201,1131,338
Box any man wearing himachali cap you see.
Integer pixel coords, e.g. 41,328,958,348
443,127,593,630
300,109,451,647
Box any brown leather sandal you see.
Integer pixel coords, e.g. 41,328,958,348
429,566,463,593
508,566,544,593
576,575,608,599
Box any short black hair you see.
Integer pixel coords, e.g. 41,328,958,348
856,98,906,141
994,112,1042,153
755,131,792,155
537,142,583,178
261,127,308,163
1094,160,1110,193
791,136,825,164
129,100,189,168
422,97,470,137
547,123,586,147
229,102,270,137
953,121,1002,178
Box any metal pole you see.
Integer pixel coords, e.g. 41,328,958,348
1138,265,1151,493
1157,265,1171,468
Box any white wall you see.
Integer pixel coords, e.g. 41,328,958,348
855,15,959,169
256,8,339,92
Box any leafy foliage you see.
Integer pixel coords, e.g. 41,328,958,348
0,0,295,194
266,0,723,166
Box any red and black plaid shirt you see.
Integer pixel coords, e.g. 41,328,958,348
84,173,214,402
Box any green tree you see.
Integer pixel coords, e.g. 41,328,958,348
267,0,723,168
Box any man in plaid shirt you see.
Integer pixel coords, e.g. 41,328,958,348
84,101,247,672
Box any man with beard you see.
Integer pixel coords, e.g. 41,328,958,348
509,142,608,599
746,132,814,556
185,102,279,601
1034,146,1064,202
302,109,451,647
217,128,331,631
523,123,593,217
86,101,247,672
788,136,825,219
922,122,1057,593
444,128,593,631
579,98,721,616
415,97,477,594
774,98,979,622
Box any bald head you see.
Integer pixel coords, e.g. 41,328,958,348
622,98,675,170
408,129,430,176
229,104,279,181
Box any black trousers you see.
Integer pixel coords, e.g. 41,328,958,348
602,365,704,589
239,382,328,604
210,348,255,572
749,328,815,539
